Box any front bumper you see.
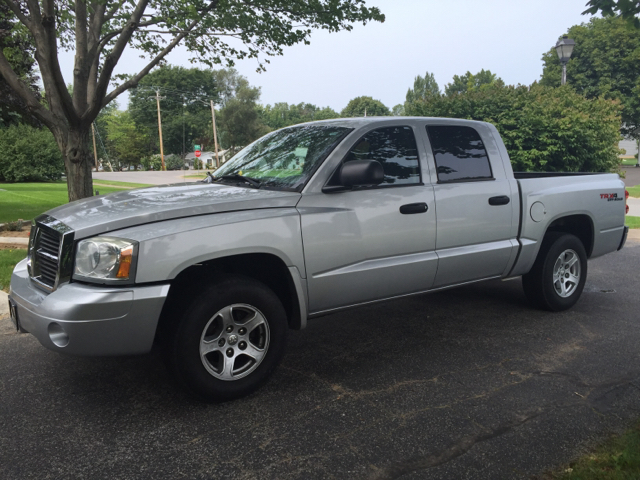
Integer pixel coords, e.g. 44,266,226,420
9,259,170,356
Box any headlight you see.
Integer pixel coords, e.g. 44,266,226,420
73,237,138,283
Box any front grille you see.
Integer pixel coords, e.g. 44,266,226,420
28,216,74,292
35,229,61,288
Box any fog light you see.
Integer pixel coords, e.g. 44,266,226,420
48,323,69,347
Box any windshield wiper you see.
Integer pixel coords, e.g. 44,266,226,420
216,174,262,188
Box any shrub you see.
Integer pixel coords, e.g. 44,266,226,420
165,154,184,171
407,84,622,173
2,220,24,231
0,124,64,181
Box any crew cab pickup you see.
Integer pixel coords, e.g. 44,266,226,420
9,117,629,401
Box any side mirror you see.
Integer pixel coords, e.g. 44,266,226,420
340,159,384,188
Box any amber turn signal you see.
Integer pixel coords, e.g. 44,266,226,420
116,246,134,278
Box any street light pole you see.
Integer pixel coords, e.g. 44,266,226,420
555,35,576,86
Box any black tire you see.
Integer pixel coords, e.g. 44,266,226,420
165,275,288,402
522,232,587,312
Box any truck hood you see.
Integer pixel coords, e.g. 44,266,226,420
45,183,301,239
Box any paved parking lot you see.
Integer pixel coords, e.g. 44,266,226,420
2,239,639,479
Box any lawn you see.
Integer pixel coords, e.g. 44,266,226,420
626,216,640,229
549,422,640,479
0,249,27,292
0,181,147,224
628,184,640,198
621,158,638,166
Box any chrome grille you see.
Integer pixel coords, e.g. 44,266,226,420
28,216,74,292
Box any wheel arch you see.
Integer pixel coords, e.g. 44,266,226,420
155,253,305,346
544,214,594,258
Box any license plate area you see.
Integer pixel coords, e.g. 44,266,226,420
8,297,19,332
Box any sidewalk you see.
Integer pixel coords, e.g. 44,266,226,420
0,237,28,247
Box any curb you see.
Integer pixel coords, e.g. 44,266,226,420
0,237,28,246
0,290,9,318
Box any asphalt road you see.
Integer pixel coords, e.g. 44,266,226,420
93,171,203,185
2,240,640,480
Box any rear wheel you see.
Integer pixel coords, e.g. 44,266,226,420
522,233,587,311
165,276,288,401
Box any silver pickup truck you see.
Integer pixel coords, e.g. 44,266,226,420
9,117,629,401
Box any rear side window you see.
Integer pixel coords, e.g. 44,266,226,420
426,126,493,183
343,126,421,185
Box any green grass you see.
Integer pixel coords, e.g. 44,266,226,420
626,216,640,229
620,158,638,166
0,249,27,292
0,181,140,223
549,423,640,479
628,185,640,198
92,179,153,188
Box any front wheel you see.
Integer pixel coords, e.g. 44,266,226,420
522,233,587,311
165,276,288,401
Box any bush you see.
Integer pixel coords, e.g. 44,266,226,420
1,219,23,231
165,154,184,171
0,124,64,181
407,84,622,173
193,158,203,170
141,156,162,171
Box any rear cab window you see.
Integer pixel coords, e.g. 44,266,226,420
426,125,493,183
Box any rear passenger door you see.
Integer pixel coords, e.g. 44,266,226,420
424,124,516,287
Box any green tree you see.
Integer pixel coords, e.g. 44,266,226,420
104,110,150,170
391,104,405,116
540,16,640,136
260,102,339,129
0,0,384,200
217,81,269,153
0,124,64,181
341,96,390,117
444,69,502,96
128,65,218,156
0,4,41,126
405,71,440,105
409,83,622,173
583,0,640,27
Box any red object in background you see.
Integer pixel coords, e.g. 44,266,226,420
195,150,201,158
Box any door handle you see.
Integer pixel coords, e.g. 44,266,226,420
400,202,428,214
488,196,510,206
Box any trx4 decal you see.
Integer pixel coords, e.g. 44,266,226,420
600,193,623,201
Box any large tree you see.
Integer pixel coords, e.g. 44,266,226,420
444,69,502,97
0,0,384,201
340,96,390,117
217,79,268,153
540,16,640,136
128,65,218,156
409,82,622,173
583,0,640,26
0,3,41,126
260,102,339,129
405,71,440,105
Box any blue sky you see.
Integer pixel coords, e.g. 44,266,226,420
57,0,595,111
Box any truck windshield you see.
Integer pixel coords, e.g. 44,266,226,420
213,125,351,191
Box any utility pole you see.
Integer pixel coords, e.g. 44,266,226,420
91,123,99,171
210,100,220,168
152,90,167,171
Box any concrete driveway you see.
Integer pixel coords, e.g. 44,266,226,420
1,239,639,479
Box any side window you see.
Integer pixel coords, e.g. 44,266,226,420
343,126,421,186
426,126,493,183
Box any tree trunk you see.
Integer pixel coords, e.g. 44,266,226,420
61,127,94,201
